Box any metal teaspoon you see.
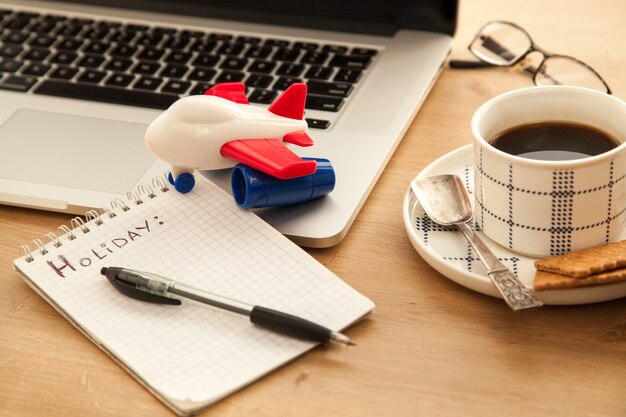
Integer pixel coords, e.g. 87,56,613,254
411,174,543,311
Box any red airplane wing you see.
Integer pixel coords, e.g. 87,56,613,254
221,139,317,179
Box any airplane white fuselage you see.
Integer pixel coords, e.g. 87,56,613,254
144,95,308,176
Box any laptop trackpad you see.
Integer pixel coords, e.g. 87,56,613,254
0,109,154,193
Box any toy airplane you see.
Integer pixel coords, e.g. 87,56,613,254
145,82,318,194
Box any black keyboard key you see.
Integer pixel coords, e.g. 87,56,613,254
329,54,371,69
49,51,77,65
217,42,245,56
248,60,275,74
276,63,304,77
215,70,245,83
134,76,162,91
35,80,179,109
208,33,233,41
77,69,106,83
305,118,331,129
265,39,290,48
16,12,40,19
0,59,22,72
83,41,109,55
153,27,177,35
306,81,353,97
32,20,58,32
188,67,216,82
84,28,110,40
23,63,51,76
23,48,50,62
164,51,192,64
77,54,105,68
322,44,348,54
273,48,300,62
5,16,31,30
236,36,261,44
55,37,83,51
305,94,344,112
163,37,191,50
123,24,148,33
245,45,272,59
161,64,189,78
293,41,318,50
189,82,213,95
137,47,165,61
351,47,377,56
96,20,122,29
300,51,329,65
334,68,362,83
57,24,82,37
136,33,163,47
0,75,37,91
70,17,94,26
273,77,302,90
110,44,137,58
2,31,30,44
49,66,78,80
220,57,248,71
0,44,22,58
245,74,273,88
162,79,191,94
189,39,217,53
110,30,136,43
42,14,66,21
192,54,220,68
105,57,133,71
132,61,161,75
105,73,135,87
305,65,332,80
181,30,204,38
249,89,277,104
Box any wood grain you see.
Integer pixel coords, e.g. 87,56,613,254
1,0,625,416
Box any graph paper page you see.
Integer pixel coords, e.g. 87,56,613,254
14,177,374,414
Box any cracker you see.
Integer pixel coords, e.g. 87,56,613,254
534,240,626,278
534,268,626,291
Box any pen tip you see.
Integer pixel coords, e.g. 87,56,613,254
330,331,356,346
100,267,108,275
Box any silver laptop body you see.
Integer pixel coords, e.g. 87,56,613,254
0,0,456,247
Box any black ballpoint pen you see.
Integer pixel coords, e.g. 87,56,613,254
100,267,355,346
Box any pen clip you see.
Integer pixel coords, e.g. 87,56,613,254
106,273,182,305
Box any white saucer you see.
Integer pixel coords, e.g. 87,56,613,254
403,144,626,305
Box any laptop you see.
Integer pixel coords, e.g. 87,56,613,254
0,0,457,247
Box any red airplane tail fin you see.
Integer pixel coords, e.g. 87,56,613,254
268,83,307,120
205,82,250,104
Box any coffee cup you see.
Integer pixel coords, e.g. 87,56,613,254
471,86,626,257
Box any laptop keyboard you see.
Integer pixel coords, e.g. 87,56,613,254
0,9,378,129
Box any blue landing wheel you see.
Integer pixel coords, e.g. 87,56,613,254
168,172,195,193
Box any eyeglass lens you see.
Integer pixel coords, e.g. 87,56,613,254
535,56,609,92
470,22,531,65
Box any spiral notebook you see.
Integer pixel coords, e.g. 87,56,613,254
13,175,374,416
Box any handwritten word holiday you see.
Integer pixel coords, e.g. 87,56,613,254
46,216,164,278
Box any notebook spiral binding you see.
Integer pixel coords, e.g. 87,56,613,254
18,175,170,263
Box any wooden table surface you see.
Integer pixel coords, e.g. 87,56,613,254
2,1,625,416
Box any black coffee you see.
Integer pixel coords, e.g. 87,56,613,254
489,121,620,161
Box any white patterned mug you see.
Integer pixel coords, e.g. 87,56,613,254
471,86,626,257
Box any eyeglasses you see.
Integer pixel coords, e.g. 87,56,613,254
449,21,612,94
